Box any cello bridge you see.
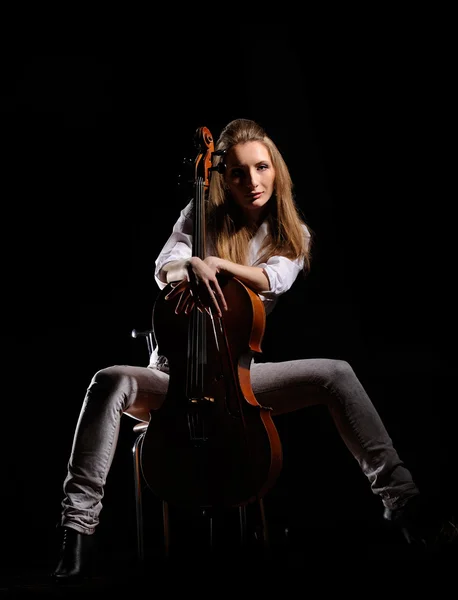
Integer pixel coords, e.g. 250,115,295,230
189,396,215,404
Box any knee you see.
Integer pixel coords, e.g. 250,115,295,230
87,366,137,409
322,358,356,387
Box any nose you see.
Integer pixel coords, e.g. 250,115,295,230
247,173,259,190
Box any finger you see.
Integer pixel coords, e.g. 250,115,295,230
185,298,196,315
212,281,227,312
208,287,223,318
174,288,190,315
165,280,187,300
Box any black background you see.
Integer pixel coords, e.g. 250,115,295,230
1,20,456,568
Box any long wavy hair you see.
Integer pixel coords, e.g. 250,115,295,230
207,118,312,272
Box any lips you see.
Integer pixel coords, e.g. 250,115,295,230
248,192,263,199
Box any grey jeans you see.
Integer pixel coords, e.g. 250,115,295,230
60,358,419,535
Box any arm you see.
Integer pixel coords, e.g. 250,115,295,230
161,255,269,318
162,256,269,294
203,256,269,295
162,260,190,284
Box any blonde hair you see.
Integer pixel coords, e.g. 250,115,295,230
207,118,311,272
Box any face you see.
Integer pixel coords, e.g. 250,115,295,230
224,141,275,222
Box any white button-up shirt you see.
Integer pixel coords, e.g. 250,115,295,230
150,201,310,367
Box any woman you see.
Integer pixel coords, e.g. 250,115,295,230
53,118,448,582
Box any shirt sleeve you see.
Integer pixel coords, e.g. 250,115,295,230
154,201,193,289
256,224,310,298
155,209,309,302
257,254,305,298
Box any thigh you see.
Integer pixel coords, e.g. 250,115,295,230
121,365,170,422
250,359,333,416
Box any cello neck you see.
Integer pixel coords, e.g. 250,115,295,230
192,126,214,259
193,175,207,259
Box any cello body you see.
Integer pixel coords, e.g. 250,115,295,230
140,127,283,508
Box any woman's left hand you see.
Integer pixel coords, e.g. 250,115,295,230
164,256,227,317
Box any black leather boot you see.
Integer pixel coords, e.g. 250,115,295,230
384,495,458,554
52,526,93,584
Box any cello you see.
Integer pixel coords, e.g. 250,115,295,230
140,126,282,509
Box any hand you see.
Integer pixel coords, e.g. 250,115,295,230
164,257,227,317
